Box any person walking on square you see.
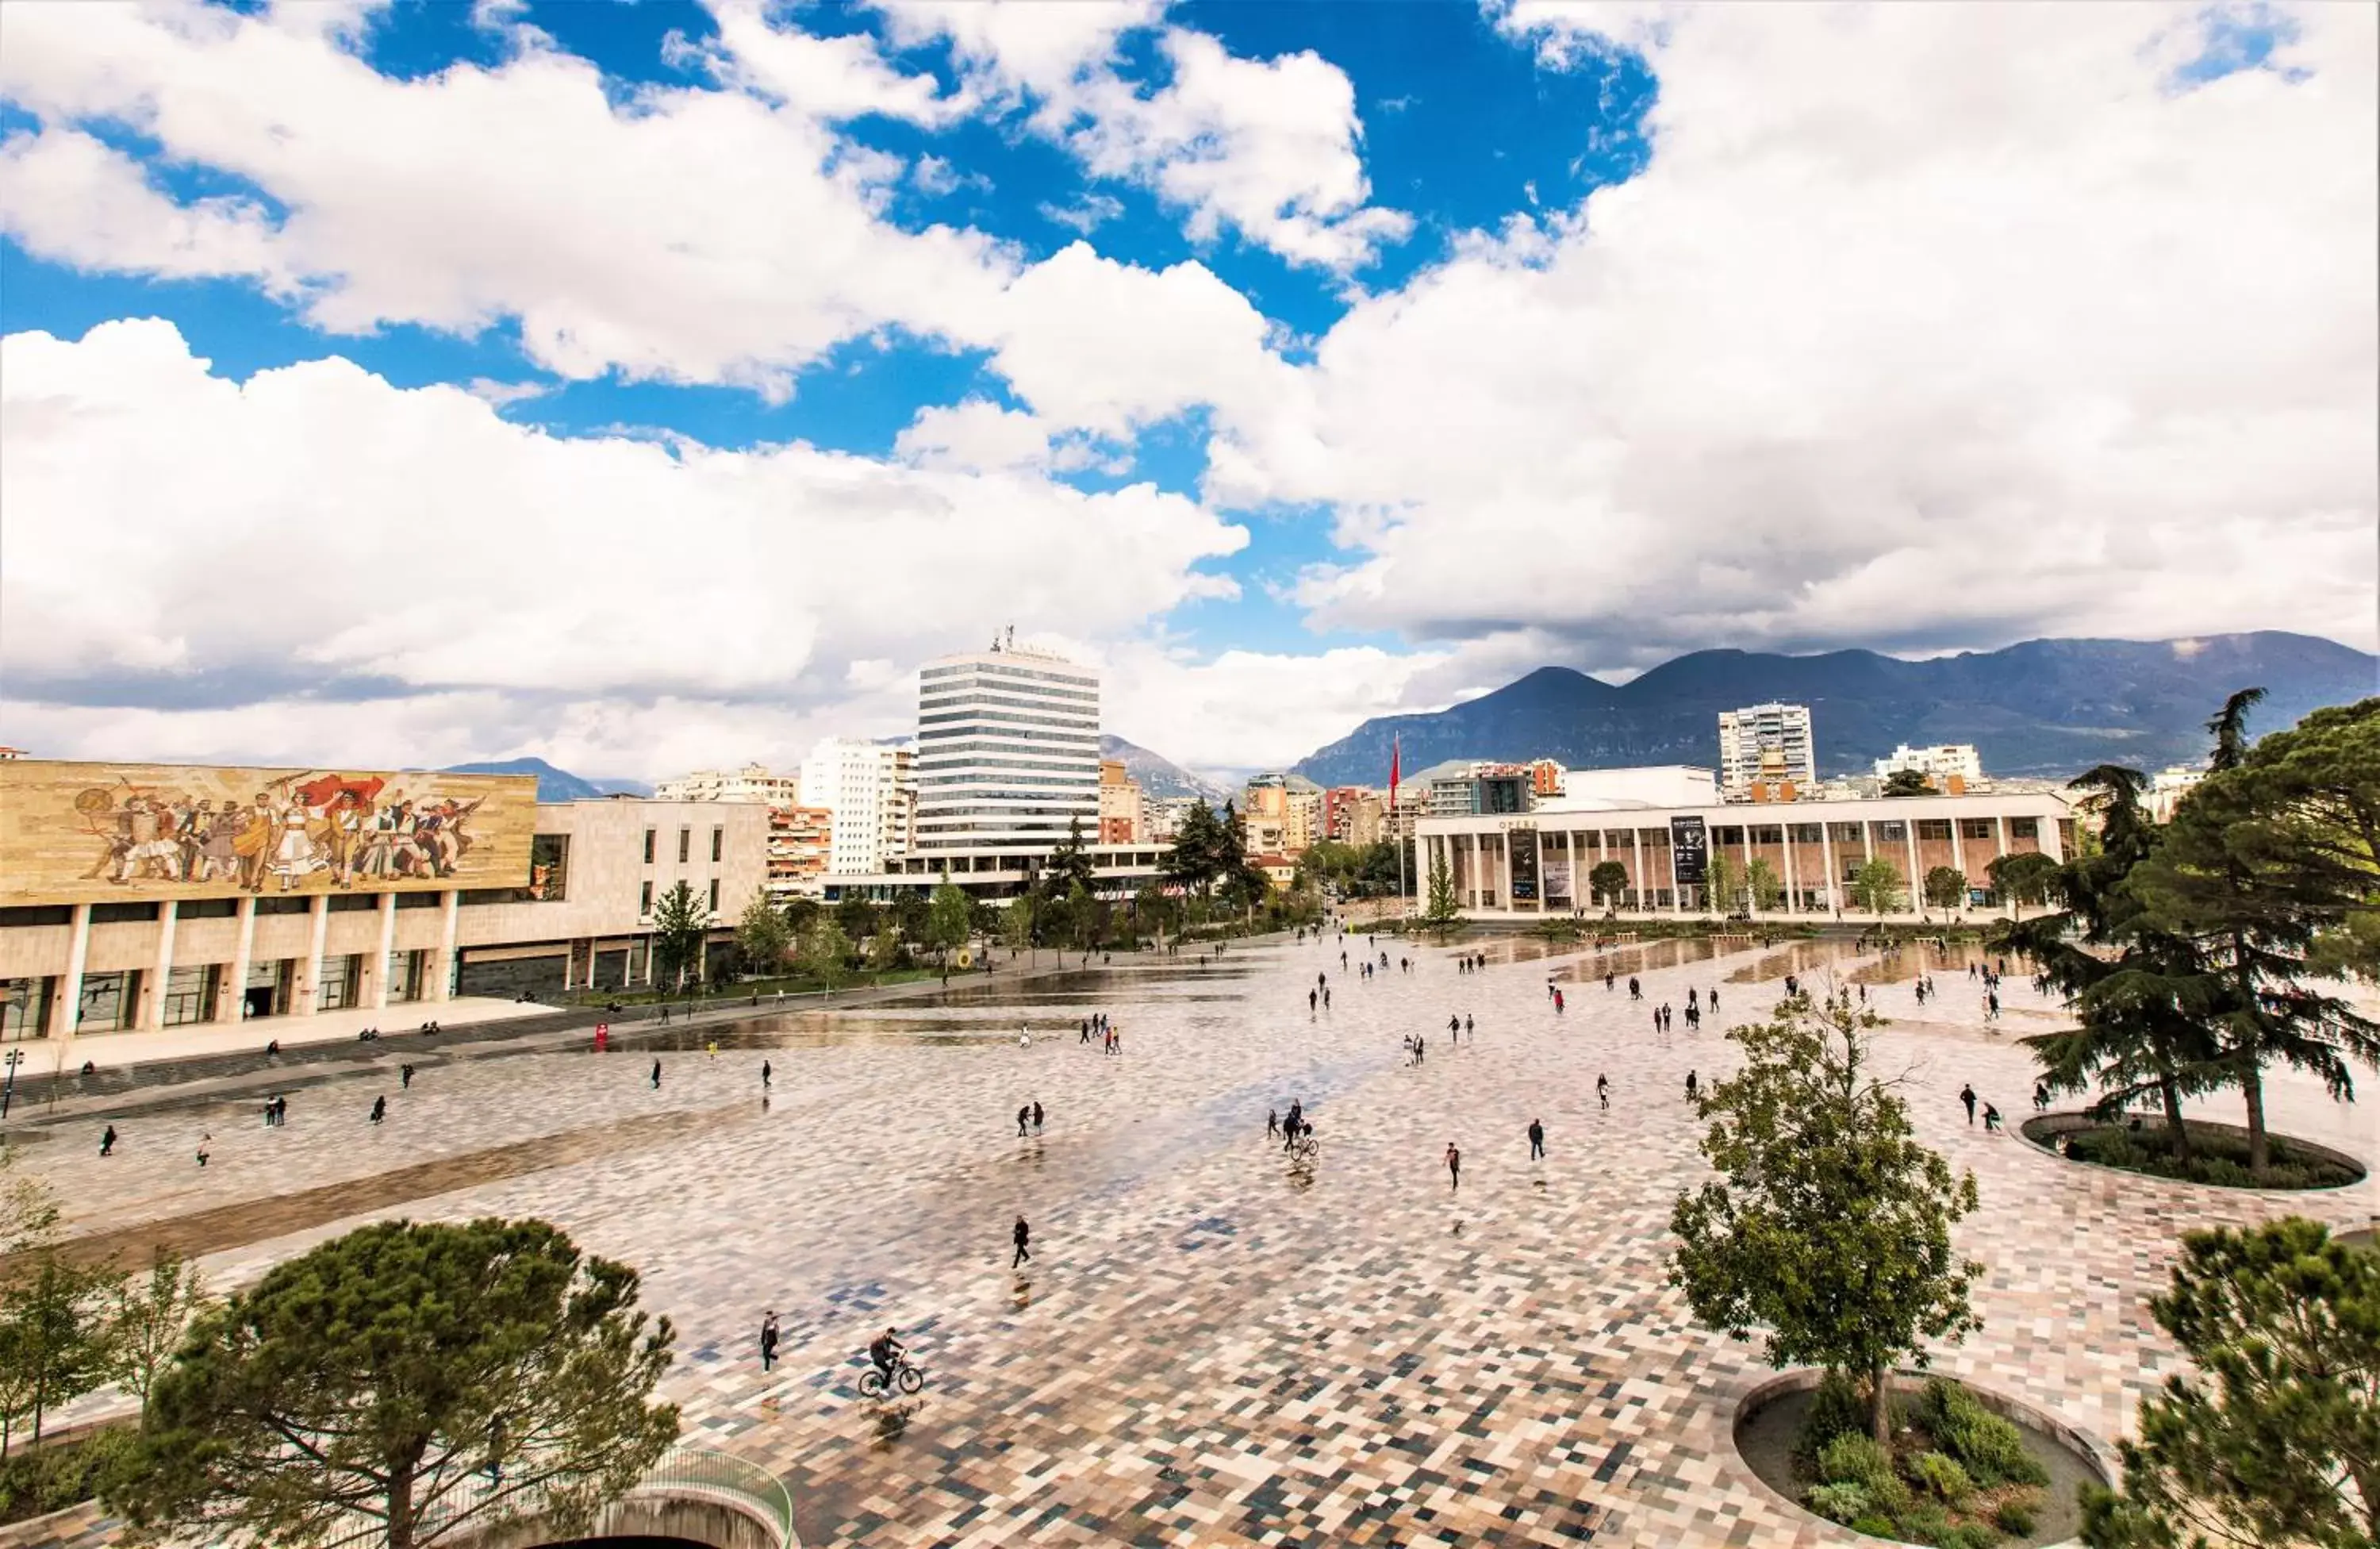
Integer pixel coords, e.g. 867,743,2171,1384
760,1310,780,1371
651,1059,662,1089
1448,1013,1460,1040
1464,1014,1474,1042
1011,1215,1032,1268
1960,1083,1977,1124
1017,1105,1031,1138
370,1094,386,1125
401,1063,415,1090
1309,988,1318,1015
1268,1108,1280,1140
1684,1070,1699,1101
196,1132,211,1167
100,1124,117,1157
762,1059,772,1090
1629,976,1641,1001
1032,1101,1044,1134
1445,1142,1461,1191
1597,1074,1610,1109
1527,1118,1545,1161
2033,1080,2050,1113
1983,1102,2003,1133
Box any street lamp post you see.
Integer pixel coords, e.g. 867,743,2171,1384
1,1047,25,1126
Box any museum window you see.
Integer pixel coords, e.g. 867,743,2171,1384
0,906,72,928
711,826,724,863
678,828,691,863
89,902,159,925
175,898,238,920
1960,819,1996,840
708,878,720,913
643,828,655,865
1916,820,1953,841
255,896,311,917
640,881,654,917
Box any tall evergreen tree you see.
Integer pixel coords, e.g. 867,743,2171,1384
1998,766,2216,1159
2131,697,2380,1176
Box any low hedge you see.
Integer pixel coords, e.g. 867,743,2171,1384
0,1427,136,1525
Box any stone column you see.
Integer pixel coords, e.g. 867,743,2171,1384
48,904,91,1051
1948,811,1967,893
432,888,461,1002
140,901,179,1030
1741,826,1756,920
1820,824,1838,914
371,891,397,1009
1782,828,1800,914
300,893,330,1017
1631,830,1646,913
1903,821,1922,919
223,894,256,1024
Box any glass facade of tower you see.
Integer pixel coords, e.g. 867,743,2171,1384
912,651,1102,852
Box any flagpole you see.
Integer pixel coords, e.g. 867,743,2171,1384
1392,736,1406,917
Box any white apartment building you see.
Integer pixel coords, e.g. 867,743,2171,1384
651,763,802,805
1718,702,1818,794
911,643,1100,855
1874,743,1985,786
797,739,916,876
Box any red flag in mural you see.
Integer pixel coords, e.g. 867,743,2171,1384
295,773,387,811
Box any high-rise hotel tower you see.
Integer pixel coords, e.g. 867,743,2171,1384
912,636,1101,855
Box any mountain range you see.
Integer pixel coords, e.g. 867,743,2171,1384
441,758,651,801
1101,735,1233,801
1291,631,2377,788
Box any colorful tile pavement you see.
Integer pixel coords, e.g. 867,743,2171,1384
13,933,2378,1548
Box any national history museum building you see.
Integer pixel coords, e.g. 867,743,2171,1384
0,759,766,1058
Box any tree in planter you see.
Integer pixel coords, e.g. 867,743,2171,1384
647,882,709,995
1670,994,1983,1446
732,888,791,979
1986,851,2060,921
2001,765,2217,1163
109,1218,677,1549
1132,882,1179,947
1848,856,1905,915
1921,866,1967,913
799,920,852,996
106,1251,214,1413
2080,1217,2380,1549
927,882,972,972
832,894,878,955
2130,695,2380,1177
1424,851,1461,932
1704,851,1746,915
889,891,931,956
1746,857,1785,913
1587,859,1631,910
0,1249,121,1448
781,896,822,941
1004,894,1038,965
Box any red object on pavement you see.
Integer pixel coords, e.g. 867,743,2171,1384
594,1022,609,1051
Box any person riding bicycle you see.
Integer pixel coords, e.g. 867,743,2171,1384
869,1327,905,1384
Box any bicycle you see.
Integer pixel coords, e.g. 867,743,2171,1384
858,1357,927,1398
1285,1132,1319,1163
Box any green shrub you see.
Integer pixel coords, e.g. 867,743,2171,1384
0,1428,136,1525
1938,1524,2001,1549
1795,1368,1871,1469
1816,1433,1910,1517
1919,1378,2048,1487
1849,1516,1898,1539
1898,1500,1954,1543
1910,1450,1973,1504
1804,1481,1872,1524
1994,1494,2038,1535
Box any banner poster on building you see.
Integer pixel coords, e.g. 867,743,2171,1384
1507,828,1539,902
1670,815,1710,886
1541,855,1572,905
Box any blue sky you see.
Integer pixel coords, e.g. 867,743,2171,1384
0,0,2368,779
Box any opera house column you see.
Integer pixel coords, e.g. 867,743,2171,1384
220,894,257,1025
371,891,397,1011
432,888,461,1003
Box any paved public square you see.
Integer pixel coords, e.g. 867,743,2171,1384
16,930,2380,1548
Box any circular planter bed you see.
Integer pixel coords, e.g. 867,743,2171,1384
1734,1370,2113,1548
2021,1111,2365,1190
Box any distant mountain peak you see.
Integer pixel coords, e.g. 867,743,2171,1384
1101,735,1232,801
440,758,650,802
